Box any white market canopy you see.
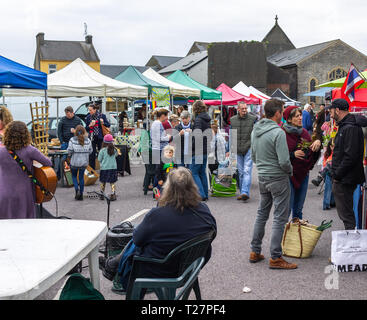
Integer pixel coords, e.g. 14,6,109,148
2,58,148,98
142,67,200,97
232,81,263,100
248,85,271,100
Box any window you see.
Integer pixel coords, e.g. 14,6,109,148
309,78,317,103
48,64,57,74
328,68,347,81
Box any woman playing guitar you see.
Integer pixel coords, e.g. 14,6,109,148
0,121,54,219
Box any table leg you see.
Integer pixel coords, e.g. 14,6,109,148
61,157,65,188
88,246,100,290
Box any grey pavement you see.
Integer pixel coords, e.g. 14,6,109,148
37,164,367,300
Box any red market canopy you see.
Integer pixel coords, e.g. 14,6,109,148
204,83,260,106
332,87,367,111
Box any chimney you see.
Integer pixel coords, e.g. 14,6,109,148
85,35,93,44
36,32,44,46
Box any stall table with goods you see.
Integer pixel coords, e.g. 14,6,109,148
115,135,142,166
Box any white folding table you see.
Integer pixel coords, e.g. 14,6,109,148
0,219,107,300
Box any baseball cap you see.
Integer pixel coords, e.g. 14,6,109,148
325,98,349,111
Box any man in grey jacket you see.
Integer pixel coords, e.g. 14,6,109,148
249,99,297,270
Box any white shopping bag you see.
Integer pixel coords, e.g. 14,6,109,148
331,230,367,272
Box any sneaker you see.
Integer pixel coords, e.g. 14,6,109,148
249,252,265,263
75,191,79,200
98,256,116,281
269,257,297,269
77,193,84,201
110,193,117,201
153,187,160,200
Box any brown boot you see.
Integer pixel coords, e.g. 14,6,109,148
237,194,249,201
269,257,297,269
249,252,265,263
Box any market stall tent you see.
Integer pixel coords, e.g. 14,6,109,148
318,70,367,88
2,58,148,98
115,65,168,95
204,83,258,105
249,86,271,100
142,68,200,98
0,55,47,90
331,87,367,109
271,88,300,106
167,70,222,100
231,82,262,104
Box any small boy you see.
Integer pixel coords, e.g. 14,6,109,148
153,145,177,200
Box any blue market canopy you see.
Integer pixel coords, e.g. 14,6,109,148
0,55,47,89
303,87,332,97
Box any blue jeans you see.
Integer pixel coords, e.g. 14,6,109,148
323,173,335,210
71,167,86,194
190,155,208,199
289,174,309,220
237,150,253,196
354,185,361,229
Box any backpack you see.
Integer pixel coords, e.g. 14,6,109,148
59,273,104,300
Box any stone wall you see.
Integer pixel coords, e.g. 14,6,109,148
297,40,367,105
207,41,268,90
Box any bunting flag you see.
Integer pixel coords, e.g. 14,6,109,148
342,64,365,102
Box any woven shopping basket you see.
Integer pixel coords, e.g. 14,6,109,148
282,219,322,258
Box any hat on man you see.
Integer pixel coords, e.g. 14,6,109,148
325,98,349,111
103,134,114,143
283,106,299,121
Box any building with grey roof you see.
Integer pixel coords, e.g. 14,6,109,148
158,51,208,86
100,65,148,79
145,55,183,71
34,32,100,74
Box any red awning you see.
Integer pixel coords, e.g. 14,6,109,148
204,83,260,106
332,88,367,110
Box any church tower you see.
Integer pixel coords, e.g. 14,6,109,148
262,15,296,57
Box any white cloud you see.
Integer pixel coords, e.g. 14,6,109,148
1,0,366,67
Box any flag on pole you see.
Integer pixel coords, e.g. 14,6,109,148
342,64,365,102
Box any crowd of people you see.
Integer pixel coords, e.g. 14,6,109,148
0,96,366,282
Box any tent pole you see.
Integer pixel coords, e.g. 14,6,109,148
56,98,59,127
146,95,149,131
220,98,223,129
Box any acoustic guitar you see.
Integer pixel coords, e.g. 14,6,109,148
33,161,57,204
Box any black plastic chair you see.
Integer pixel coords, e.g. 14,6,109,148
125,230,215,300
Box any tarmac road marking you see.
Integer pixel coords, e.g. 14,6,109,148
122,209,150,223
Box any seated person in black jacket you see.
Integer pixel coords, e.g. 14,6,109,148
153,144,177,199
100,166,217,281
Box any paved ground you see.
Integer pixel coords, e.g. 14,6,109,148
37,163,367,300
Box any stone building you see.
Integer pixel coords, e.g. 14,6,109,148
264,17,367,104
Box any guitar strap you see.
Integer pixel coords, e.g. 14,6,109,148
7,149,53,197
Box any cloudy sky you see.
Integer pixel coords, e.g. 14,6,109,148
1,0,367,67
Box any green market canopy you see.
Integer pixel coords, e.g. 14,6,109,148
115,65,169,95
318,70,367,88
167,70,222,100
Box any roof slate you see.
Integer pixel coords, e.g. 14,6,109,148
39,40,99,61
267,40,338,67
158,51,208,74
100,65,148,79
152,55,183,69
